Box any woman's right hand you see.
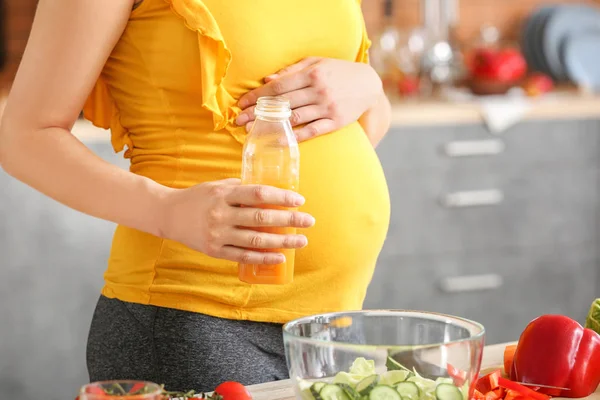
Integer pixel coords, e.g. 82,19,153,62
160,178,315,264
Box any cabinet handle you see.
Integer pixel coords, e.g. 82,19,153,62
443,139,505,157
439,274,504,293
441,189,503,208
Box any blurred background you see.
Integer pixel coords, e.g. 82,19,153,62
2,0,600,399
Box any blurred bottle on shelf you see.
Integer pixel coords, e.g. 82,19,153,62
370,0,428,99
419,0,464,95
369,0,403,95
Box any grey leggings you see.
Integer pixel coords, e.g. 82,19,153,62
86,295,289,392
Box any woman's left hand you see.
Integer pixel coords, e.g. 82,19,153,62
236,57,383,142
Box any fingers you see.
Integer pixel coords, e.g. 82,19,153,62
219,246,286,265
236,88,317,126
216,227,308,265
227,228,308,250
233,207,315,228
295,119,337,142
235,105,255,126
287,88,318,109
264,57,322,82
238,72,312,109
217,178,241,186
225,184,305,207
289,105,324,127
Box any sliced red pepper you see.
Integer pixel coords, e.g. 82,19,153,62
498,377,550,400
504,390,527,400
511,315,600,398
472,389,486,400
476,370,502,394
129,383,147,395
503,344,517,375
484,391,501,400
447,363,468,387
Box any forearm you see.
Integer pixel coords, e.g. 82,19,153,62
0,126,171,237
359,90,392,148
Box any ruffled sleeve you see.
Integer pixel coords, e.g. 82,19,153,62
83,75,134,157
164,0,247,144
355,0,372,64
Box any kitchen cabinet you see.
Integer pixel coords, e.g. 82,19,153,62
366,243,599,344
366,118,600,344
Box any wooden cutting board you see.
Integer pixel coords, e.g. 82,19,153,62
246,342,600,400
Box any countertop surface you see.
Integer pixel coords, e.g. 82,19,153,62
389,88,600,127
245,341,600,400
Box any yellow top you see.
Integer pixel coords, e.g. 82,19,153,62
84,0,391,323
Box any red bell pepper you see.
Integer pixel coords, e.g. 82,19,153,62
510,314,600,398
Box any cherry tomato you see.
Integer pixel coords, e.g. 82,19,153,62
84,386,107,396
77,385,109,400
398,76,420,96
214,381,253,400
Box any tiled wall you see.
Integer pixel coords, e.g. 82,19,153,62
2,0,600,88
362,0,600,45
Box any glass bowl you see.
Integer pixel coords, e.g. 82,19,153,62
283,310,485,400
79,381,163,400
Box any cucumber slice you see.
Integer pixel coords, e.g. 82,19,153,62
395,381,420,400
337,383,361,400
435,384,463,400
311,382,327,399
369,385,402,400
320,384,351,400
356,375,380,395
380,370,410,386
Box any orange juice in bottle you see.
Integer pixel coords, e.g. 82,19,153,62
239,96,300,285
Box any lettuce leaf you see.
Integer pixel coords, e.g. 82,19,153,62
585,298,600,335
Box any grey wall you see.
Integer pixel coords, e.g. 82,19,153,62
1,143,127,400
1,119,599,400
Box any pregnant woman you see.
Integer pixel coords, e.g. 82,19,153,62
0,0,391,392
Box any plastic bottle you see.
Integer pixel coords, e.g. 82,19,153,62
238,96,300,285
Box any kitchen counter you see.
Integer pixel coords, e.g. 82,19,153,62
245,342,600,400
390,89,600,127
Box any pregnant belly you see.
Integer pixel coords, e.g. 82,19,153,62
105,122,390,318
294,122,391,277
